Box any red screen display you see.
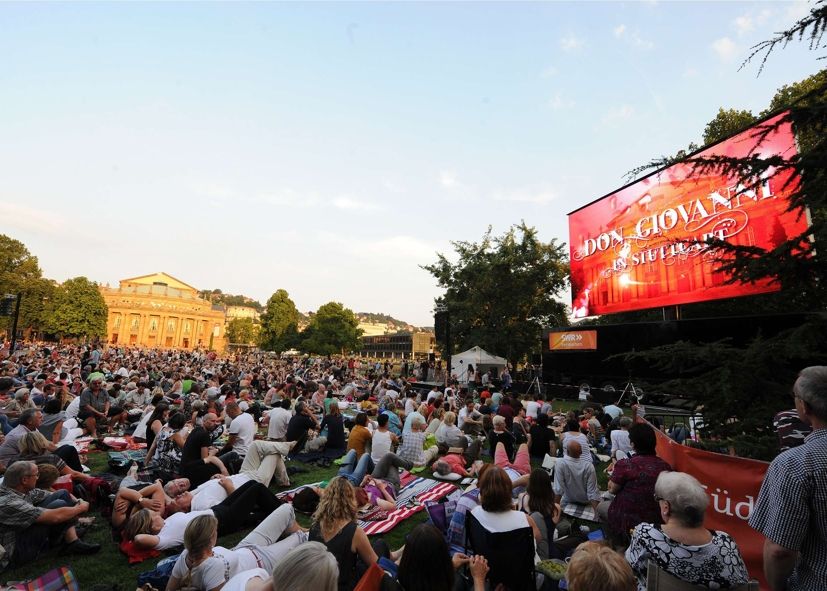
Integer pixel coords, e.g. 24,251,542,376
568,113,808,317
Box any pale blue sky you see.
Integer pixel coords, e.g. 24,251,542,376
0,0,820,325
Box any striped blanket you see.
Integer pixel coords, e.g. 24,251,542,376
276,477,458,536
359,477,457,536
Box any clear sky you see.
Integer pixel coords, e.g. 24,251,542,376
0,1,820,326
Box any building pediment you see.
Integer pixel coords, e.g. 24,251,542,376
119,272,199,294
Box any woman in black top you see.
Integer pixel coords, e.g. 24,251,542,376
309,477,381,591
321,403,346,452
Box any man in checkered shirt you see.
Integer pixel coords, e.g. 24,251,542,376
0,461,99,570
750,366,827,591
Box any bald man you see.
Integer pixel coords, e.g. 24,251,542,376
553,440,602,516
179,412,237,487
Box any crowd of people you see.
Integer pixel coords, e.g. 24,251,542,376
0,342,824,591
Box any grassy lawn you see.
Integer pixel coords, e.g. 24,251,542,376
3,401,613,588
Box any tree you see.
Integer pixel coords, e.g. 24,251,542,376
423,222,569,366
227,318,258,345
300,302,362,355
258,289,301,352
0,235,58,336
620,314,827,460
702,108,758,145
45,277,108,339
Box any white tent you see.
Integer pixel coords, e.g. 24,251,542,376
450,346,507,383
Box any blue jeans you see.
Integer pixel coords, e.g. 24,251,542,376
337,449,373,486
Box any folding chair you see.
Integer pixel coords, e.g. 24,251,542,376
646,560,759,591
465,512,536,591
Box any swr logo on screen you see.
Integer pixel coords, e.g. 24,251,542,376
550,331,597,350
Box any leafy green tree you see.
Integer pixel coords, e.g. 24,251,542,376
300,302,362,355
227,318,258,345
423,222,569,365
0,235,59,336
620,314,827,459
45,277,108,339
702,108,758,145
258,289,301,352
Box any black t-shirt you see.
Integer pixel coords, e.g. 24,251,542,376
489,430,516,461
321,414,346,450
529,424,556,458
285,414,315,443
181,426,212,465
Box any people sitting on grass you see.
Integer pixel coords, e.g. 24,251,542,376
179,412,234,487
397,416,438,468
369,413,399,463
346,412,372,458
488,415,516,461
309,476,391,591
553,440,601,518
0,460,101,570
598,423,672,545
12,430,91,483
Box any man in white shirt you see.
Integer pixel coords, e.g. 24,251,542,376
426,386,440,404
525,396,541,420
370,414,398,463
265,399,292,441
458,400,483,435
219,402,256,459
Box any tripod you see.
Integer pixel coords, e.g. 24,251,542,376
615,381,638,407
527,374,543,397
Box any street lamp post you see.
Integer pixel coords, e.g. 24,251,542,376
434,303,450,387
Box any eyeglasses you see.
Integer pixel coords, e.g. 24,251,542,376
653,494,667,504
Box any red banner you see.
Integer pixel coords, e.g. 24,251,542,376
569,113,808,317
654,430,769,588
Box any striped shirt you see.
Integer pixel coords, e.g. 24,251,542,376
749,428,827,591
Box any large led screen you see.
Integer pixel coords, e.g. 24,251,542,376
569,112,808,317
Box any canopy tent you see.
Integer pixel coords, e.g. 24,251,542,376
450,346,507,383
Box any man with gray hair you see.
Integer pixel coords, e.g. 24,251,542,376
0,461,99,570
750,366,827,591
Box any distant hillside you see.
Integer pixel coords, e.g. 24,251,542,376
199,289,263,311
356,312,430,334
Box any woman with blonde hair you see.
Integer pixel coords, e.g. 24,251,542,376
309,476,385,591
125,479,283,551
165,505,306,591
566,542,636,591
222,541,339,591
15,430,90,481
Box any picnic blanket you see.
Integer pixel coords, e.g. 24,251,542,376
70,437,94,454
290,448,347,464
276,482,321,503
358,477,458,536
119,539,161,564
108,449,148,466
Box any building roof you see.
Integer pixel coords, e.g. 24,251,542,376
119,272,199,293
